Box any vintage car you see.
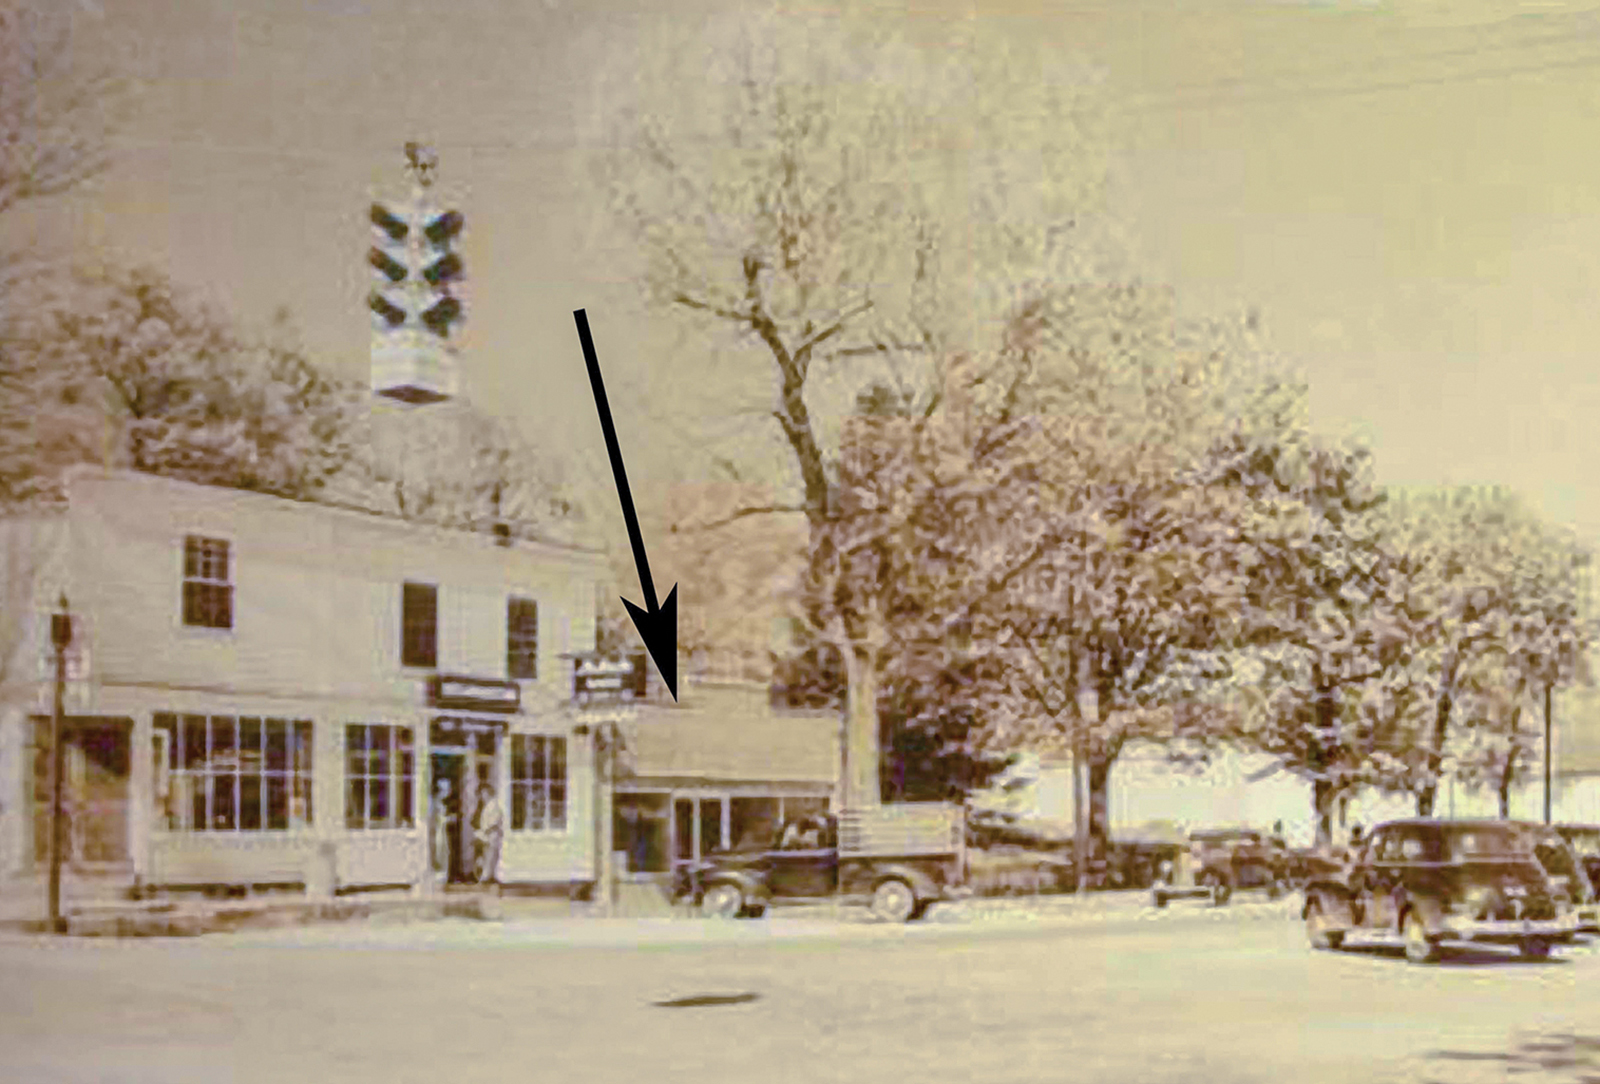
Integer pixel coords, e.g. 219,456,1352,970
1151,828,1290,907
1152,831,1286,908
1517,822,1599,936
1302,818,1581,964
675,805,971,923
1554,824,1600,898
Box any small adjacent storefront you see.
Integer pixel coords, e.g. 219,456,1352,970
610,684,837,883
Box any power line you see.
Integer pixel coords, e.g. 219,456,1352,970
1130,16,1599,103
1124,41,1600,113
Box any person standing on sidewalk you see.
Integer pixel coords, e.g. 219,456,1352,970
430,779,454,884
473,783,504,886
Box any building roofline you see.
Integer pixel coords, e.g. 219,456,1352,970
59,465,608,562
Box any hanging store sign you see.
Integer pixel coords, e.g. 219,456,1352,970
429,674,521,714
571,653,648,703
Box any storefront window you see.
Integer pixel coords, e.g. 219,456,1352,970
617,793,670,873
155,714,312,831
511,734,566,831
730,798,780,849
345,724,415,829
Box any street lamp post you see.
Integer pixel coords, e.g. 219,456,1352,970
47,594,73,934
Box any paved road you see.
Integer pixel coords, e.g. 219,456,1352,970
4,911,1596,1084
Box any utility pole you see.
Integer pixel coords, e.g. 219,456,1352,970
1543,682,1553,825
1074,659,1095,896
47,594,73,934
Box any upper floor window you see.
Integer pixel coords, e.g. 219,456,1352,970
401,582,437,669
182,536,232,629
507,597,538,680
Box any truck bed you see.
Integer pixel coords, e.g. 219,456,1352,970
838,804,965,859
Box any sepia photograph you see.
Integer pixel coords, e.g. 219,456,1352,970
1,0,1599,1081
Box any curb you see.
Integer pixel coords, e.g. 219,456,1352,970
0,889,1302,941
0,894,511,939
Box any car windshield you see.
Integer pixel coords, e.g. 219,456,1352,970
1527,833,1579,877
1446,827,1528,860
1562,831,1600,857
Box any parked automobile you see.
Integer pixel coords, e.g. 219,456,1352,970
1151,828,1290,908
1302,818,1580,964
677,804,971,923
1554,824,1600,899
1513,822,1599,936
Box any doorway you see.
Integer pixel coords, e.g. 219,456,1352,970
429,750,470,883
428,719,502,885
31,717,133,871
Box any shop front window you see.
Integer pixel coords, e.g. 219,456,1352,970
155,714,312,831
510,734,566,832
730,797,780,849
345,724,415,829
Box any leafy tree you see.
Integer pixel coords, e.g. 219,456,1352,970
1444,519,1593,814
348,401,582,544
590,8,1117,805
1,265,363,505
924,286,1267,859
0,0,126,284
1212,429,1433,846
1380,487,1568,814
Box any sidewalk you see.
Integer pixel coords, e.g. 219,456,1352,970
0,874,1299,940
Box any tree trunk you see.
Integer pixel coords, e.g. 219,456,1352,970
1312,778,1339,850
1415,654,1458,820
1497,706,1523,820
1086,754,1113,848
842,644,881,809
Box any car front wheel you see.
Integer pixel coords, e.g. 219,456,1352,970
871,878,918,923
1305,897,1344,951
701,882,744,920
1522,938,1552,960
1403,912,1438,965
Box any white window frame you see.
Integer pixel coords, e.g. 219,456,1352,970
510,733,567,833
344,723,416,830
181,536,233,630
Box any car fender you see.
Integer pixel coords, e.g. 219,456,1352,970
1302,878,1355,919
869,863,940,902
698,869,768,904
1396,894,1447,935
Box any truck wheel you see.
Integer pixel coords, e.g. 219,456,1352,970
871,879,917,923
1305,897,1344,951
1403,911,1438,965
1522,938,1552,960
701,883,744,920
1204,873,1232,906
1152,891,1169,909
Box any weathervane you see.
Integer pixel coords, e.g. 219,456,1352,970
404,141,438,189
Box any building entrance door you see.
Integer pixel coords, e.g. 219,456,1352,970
428,750,468,883
31,717,132,871
429,719,502,885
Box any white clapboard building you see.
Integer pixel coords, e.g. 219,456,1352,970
0,467,612,896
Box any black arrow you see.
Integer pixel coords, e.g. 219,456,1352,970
573,309,679,701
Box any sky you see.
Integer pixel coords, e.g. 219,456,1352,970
22,0,1600,554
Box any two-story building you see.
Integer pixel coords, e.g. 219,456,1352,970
0,467,610,897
